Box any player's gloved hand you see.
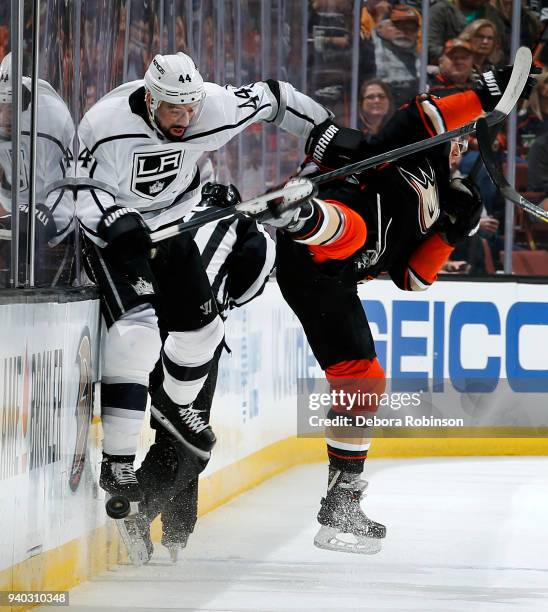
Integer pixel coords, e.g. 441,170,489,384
439,178,483,245
18,203,57,243
201,182,241,208
97,206,152,260
260,178,317,229
305,119,365,169
474,66,539,112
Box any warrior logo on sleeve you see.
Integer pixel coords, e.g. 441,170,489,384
131,149,183,199
398,161,440,234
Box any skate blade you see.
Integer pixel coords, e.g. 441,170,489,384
150,406,211,461
167,546,179,564
114,502,151,566
313,526,383,555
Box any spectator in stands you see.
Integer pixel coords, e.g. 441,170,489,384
527,131,548,197
460,19,502,74
309,0,354,122
372,4,420,106
493,0,540,64
428,38,475,97
515,71,548,158
428,0,504,62
361,0,393,40
359,0,392,81
357,78,394,137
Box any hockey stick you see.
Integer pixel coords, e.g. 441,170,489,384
476,118,548,222
310,47,532,186
150,179,314,243
149,47,532,243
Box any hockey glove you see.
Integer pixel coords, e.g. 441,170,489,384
19,203,57,244
260,178,317,229
439,178,483,245
305,119,365,169
201,182,241,208
474,66,538,112
97,207,152,260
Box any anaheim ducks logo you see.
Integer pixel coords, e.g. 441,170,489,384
131,148,183,200
398,161,440,234
68,328,93,492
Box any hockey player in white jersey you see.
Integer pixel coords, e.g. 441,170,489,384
75,52,330,514
0,52,75,286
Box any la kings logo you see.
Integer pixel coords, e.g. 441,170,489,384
131,149,183,200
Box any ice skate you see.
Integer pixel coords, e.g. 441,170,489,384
161,531,190,564
101,454,152,565
112,503,154,566
314,468,386,555
151,387,216,461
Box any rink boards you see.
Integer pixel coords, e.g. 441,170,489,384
0,279,547,605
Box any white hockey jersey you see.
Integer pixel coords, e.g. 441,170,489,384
75,79,330,245
0,78,75,245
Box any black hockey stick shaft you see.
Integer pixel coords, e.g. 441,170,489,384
476,118,548,222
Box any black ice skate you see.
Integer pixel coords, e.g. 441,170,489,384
150,387,216,461
314,468,386,555
101,454,152,565
100,453,144,501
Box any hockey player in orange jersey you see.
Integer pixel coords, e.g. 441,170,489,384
266,64,537,554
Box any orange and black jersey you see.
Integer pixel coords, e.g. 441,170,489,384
294,90,485,291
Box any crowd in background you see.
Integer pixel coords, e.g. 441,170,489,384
1,0,548,287
309,0,548,275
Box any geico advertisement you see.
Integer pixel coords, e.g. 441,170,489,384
360,280,548,392
250,280,548,394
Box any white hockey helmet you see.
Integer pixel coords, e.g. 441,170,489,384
144,52,205,112
0,53,12,104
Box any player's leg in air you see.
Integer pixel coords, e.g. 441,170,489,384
270,192,387,554
137,343,222,562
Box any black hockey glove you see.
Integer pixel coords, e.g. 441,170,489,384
439,178,483,245
474,66,538,112
97,207,152,260
305,119,365,169
19,203,57,244
201,182,241,208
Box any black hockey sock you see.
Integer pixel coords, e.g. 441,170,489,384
326,442,367,475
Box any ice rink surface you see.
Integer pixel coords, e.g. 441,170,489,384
41,457,548,612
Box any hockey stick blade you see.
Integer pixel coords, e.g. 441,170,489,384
476,118,548,222
311,47,532,186
149,179,314,243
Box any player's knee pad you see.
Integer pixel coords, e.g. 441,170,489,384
103,304,162,385
164,315,224,366
325,357,386,414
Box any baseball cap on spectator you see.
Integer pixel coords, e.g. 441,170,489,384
390,4,420,23
442,38,473,57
